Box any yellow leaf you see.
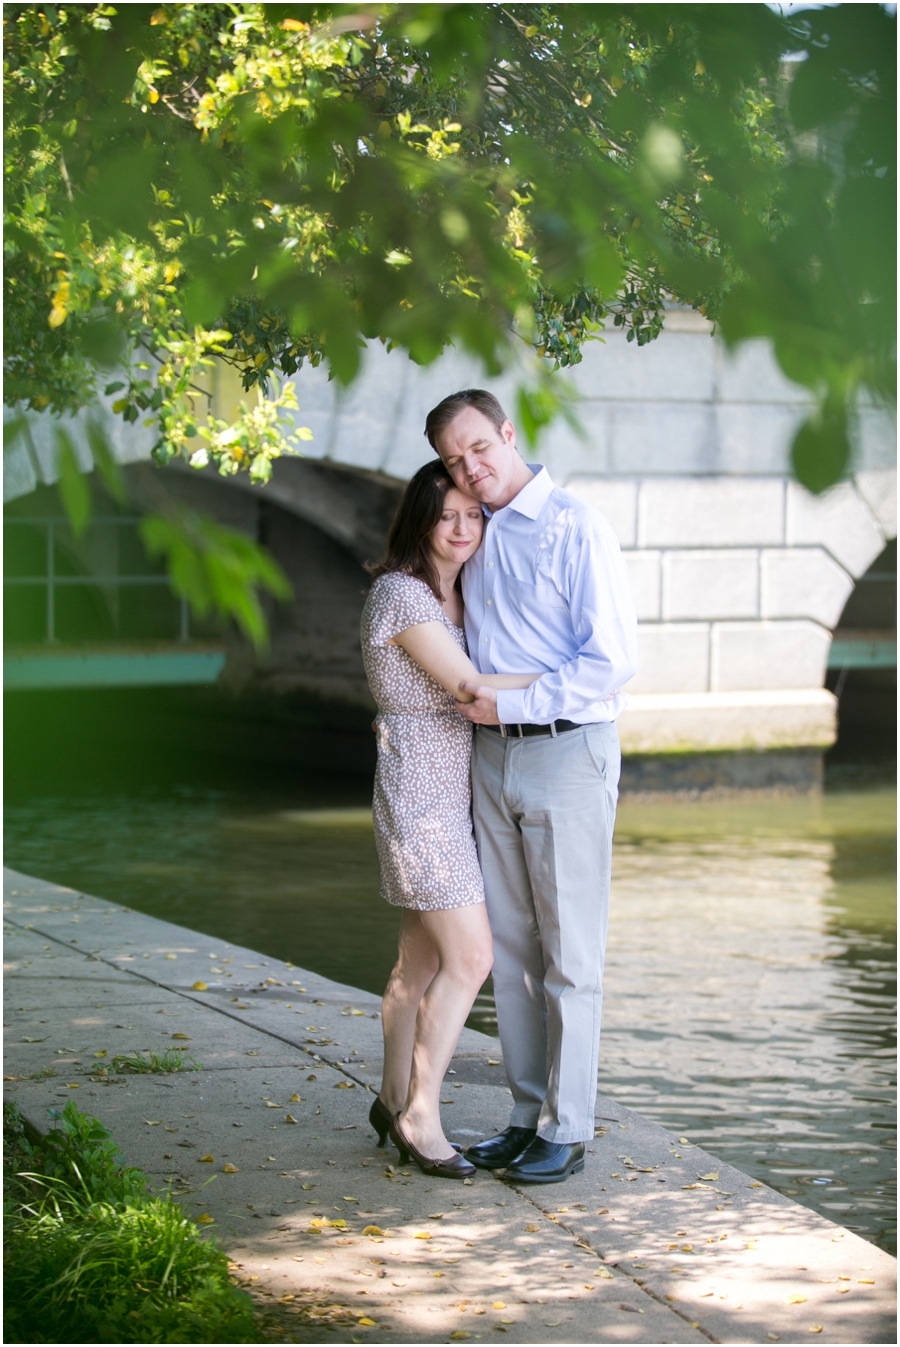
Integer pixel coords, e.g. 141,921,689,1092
524,25,539,37
357,1319,376,1328
809,1328,823,1335
165,953,177,960
289,1093,301,1103
302,1183,316,1191
334,1081,355,1089
785,1294,807,1305
284,1114,298,1124
525,1224,539,1232
415,1232,432,1240
681,1245,693,1252
93,1050,107,1058
67,1083,80,1088
224,1163,239,1173
172,1033,192,1039
199,1154,214,1163
597,1270,614,1279
434,1271,443,1278
362,1225,383,1236
450,1334,471,1341
487,1059,501,1066
280,17,308,30
196,1212,215,1224
190,982,208,991
698,1172,719,1181
330,1219,347,1229
493,1301,506,1310
343,1196,358,1202
666,1294,678,1301
857,1279,875,1285
749,1181,762,1188
48,305,68,329
143,1120,161,1126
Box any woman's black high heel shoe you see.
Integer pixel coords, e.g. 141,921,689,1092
369,1097,393,1147
389,1114,475,1180
369,1096,460,1151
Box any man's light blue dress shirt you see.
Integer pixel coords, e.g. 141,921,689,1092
462,466,638,725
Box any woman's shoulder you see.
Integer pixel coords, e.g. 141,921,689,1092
370,570,438,606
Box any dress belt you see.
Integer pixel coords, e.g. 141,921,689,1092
482,719,586,739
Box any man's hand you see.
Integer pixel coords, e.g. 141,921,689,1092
455,681,501,725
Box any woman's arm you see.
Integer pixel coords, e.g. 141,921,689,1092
392,622,538,703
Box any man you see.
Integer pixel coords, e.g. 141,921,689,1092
425,388,637,1184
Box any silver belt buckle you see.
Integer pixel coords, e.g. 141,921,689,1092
498,723,508,739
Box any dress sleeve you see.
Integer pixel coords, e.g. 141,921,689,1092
367,573,443,647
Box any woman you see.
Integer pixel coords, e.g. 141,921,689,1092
361,460,538,1179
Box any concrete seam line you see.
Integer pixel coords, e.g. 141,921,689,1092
3,909,377,1095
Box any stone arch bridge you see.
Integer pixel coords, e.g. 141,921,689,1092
5,310,895,787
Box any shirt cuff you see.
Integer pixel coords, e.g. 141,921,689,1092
496,688,528,724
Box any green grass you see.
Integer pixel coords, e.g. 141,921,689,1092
108,1049,202,1075
3,1101,260,1343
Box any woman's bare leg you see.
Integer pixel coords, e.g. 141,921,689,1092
379,911,439,1114
398,902,494,1159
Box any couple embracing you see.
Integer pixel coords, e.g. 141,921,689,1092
361,389,637,1185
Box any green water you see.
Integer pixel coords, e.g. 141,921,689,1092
4,783,895,1255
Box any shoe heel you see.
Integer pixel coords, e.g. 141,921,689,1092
573,1159,585,1175
374,1124,388,1146
395,1143,410,1164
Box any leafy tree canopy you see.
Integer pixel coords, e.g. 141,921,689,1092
3,3,895,634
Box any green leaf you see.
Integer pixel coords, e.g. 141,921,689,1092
54,427,91,536
140,510,292,649
791,402,851,495
85,419,126,503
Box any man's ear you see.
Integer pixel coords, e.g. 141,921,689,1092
501,419,516,448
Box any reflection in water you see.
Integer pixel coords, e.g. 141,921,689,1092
4,787,895,1254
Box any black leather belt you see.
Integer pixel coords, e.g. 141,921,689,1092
483,720,585,738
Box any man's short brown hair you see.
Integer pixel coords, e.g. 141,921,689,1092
424,388,508,451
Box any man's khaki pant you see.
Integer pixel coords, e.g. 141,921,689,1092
471,721,620,1144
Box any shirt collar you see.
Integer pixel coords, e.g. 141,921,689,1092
486,466,554,521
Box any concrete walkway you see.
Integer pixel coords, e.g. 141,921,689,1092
4,865,895,1346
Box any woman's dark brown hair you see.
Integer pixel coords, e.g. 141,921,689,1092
367,459,465,602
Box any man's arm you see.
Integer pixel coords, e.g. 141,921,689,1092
489,516,637,725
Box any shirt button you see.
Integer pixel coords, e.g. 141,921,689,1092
483,638,488,644
487,599,493,607
488,562,494,568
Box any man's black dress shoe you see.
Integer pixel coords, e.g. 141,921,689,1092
465,1126,536,1170
503,1138,585,1184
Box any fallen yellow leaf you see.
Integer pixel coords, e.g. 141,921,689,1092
415,1232,432,1240
196,1213,215,1224
450,1334,471,1341
143,1120,161,1126
289,1093,301,1103
785,1294,807,1305
199,1154,214,1163
487,1058,501,1065
681,1244,693,1252
666,1294,678,1301
597,1270,614,1279
190,983,208,992
526,1224,539,1232
93,1050,107,1058
334,1081,355,1089
857,1278,875,1285
809,1328,823,1335
698,1172,719,1181
749,1181,762,1188
362,1225,384,1236
284,1114,298,1124
343,1195,358,1202
166,954,177,960
493,1301,506,1309
172,1033,191,1040
223,1163,239,1174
